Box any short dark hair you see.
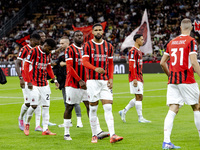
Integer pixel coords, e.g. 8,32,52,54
44,38,56,49
73,30,82,37
92,23,102,29
133,34,143,42
30,33,41,40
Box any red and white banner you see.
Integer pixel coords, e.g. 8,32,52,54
121,9,152,54
72,22,107,42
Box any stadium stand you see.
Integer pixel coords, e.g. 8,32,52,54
0,0,200,62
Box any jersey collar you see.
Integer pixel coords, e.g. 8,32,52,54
92,39,104,45
38,46,45,54
180,34,189,36
73,43,82,49
133,46,140,51
27,44,32,49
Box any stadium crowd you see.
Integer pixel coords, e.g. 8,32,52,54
0,0,200,62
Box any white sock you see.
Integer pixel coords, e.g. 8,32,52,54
77,117,82,124
103,104,115,136
96,117,102,134
164,110,176,143
26,106,35,124
194,111,200,137
124,98,135,113
64,119,71,135
34,106,41,127
135,101,143,119
19,104,29,120
42,107,49,131
89,105,98,136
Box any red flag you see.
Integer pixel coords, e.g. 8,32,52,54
72,22,107,42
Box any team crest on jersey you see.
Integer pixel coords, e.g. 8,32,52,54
193,20,200,34
65,53,68,58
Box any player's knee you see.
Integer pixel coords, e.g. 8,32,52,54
25,103,30,107
103,104,112,112
31,105,37,109
192,104,199,111
89,105,98,113
68,105,74,112
65,104,74,112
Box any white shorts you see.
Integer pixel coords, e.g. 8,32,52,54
86,80,113,102
65,87,88,104
30,85,51,106
167,83,199,106
22,82,32,104
129,81,143,95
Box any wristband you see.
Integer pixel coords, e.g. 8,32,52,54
54,80,58,83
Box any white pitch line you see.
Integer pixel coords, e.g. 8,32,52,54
114,96,166,98
0,97,63,105
113,88,166,95
0,88,21,91
0,88,167,105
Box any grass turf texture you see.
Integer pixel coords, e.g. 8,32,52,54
0,74,200,150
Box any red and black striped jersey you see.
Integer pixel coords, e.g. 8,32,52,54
17,44,32,82
65,44,87,89
82,39,113,80
128,47,143,82
165,34,197,84
25,46,51,86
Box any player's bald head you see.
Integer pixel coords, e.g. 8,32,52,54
181,18,192,30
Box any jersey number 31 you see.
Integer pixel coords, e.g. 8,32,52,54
171,48,184,66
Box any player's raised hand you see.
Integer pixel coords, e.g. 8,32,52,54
133,79,137,87
28,82,33,89
79,80,87,90
20,78,25,88
95,67,105,74
107,78,113,89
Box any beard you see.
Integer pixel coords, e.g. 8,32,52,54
94,34,102,40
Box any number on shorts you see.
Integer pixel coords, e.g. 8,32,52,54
46,94,50,100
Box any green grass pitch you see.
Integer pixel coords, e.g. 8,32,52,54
0,74,200,150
